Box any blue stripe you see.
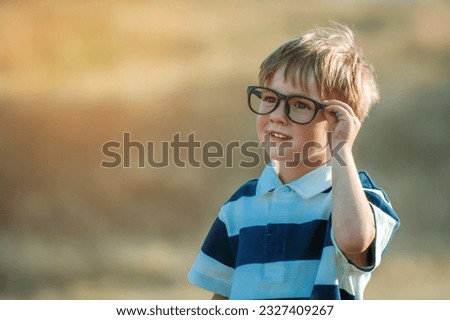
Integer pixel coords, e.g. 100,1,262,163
221,193,332,237
225,178,258,204
234,220,330,267
310,285,355,300
230,260,320,299
359,171,390,203
364,190,399,224
201,219,334,270
339,288,356,300
324,217,333,247
359,170,400,240
322,186,332,193
262,287,355,300
201,218,235,268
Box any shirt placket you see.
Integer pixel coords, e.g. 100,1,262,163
264,186,290,279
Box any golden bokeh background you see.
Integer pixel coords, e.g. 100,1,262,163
0,0,449,299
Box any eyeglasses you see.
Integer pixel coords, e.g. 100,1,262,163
247,86,326,125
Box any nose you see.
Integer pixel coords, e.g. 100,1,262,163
269,99,289,125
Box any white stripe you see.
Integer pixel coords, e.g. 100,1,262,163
187,251,233,297
314,246,339,285
372,204,398,262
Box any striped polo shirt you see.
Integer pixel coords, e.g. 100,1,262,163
188,164,400,299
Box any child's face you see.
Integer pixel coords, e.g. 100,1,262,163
256,66,329,166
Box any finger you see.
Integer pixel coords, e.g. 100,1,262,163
323,99,356,118
323,108,338,124
322,109,339,133
323,99,354,113
323,104,351,119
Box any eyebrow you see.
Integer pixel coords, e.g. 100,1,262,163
263,86,317,100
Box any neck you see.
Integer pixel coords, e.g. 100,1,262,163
276,156,329,184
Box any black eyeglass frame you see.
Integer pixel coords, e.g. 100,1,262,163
247,85,327,125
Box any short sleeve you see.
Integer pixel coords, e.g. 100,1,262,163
359,171,400,269
187,217,236,297
329,172,400,299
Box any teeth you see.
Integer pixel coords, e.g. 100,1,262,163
271,132,288,139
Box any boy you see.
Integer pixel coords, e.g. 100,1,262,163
187,23,400,300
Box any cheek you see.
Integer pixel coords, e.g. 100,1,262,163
310,121,329,145
256,115,266,141
293,121,328,146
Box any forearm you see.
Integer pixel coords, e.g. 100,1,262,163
331,147,375,257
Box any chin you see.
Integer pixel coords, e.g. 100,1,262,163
267,149,328,168
266,150,301,164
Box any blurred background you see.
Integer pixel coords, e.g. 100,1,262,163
0,0,449,299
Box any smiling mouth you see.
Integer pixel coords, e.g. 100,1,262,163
267,131,292,140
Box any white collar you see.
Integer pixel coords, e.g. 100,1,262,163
257,163,332,199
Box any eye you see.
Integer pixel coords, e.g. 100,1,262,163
261,92,277,104
289,97,315,111
292,101,308,110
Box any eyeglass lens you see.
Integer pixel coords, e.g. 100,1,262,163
249,88,317,124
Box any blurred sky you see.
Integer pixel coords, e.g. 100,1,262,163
0,0,449,299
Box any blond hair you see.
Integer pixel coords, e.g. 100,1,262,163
259,23,379,121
